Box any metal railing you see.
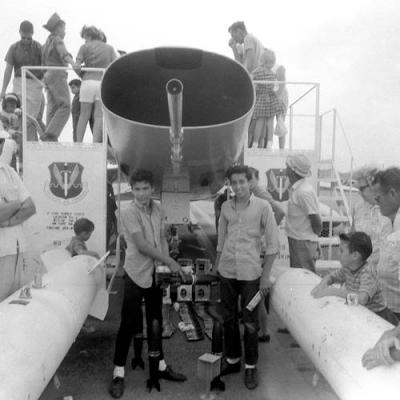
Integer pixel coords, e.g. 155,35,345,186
253,80,320,155
21,65,107,145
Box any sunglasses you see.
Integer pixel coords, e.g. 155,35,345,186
0,139,5,144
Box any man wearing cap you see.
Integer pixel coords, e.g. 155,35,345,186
1,20,44,141
0,160,36,301
285,153,321,272
41,13,75,141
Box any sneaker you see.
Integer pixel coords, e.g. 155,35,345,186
266,141,273,150
108,377,124,398
220,358,241,376
158,365,187,381
244,367,258,390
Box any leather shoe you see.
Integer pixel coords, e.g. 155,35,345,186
244,368,258,390
220,358,241,376
158,365,187,381
109,376,124,398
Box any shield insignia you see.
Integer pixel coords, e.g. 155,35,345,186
48,162,84,199
266,168,290,201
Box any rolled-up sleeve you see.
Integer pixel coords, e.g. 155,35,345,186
262,204,280,255
216,204,228,252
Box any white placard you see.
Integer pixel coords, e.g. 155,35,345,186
23,142,107,260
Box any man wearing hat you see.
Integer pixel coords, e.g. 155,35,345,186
285,153,321,272
1,20,44,141
41,13,75,141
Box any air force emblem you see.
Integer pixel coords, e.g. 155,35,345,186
48,162,84,199
266,168,290,202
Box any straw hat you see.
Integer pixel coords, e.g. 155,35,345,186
286,153,311,178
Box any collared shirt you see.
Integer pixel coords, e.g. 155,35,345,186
330,262,386,312
285,178,319,242
353,201,392,270
217,194,279,281
243,33,264,73
42,35,71,67
5,40,43,79
377,209,400,313
0,162,30,257
0,139,18,166
66,236,87,256
121,199,165,288
76,40,117,80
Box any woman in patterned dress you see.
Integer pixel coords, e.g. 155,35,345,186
248,49,284,149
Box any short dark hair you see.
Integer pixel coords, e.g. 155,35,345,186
2,93,21,110
226,165,252,182
248,167,259,180
228,21,247,33
339,232,372,261
130,169,154,187
69,79,81,87
20,20,33,33
74,218,95,235
373,167,400,193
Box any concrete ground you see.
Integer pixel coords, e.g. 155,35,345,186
40,225,338,400
40,201,339,400
40,278,339,400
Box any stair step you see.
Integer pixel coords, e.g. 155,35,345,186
318,196,345,205
317,177,336,183
321,215,350,223
318,236,340,246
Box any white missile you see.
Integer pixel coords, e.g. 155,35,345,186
271,268,400,400
0,254,106,400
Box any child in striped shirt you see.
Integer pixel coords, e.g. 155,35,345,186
311,231,398,325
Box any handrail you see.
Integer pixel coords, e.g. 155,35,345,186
333,164,351,223
20,65,107,145
252,80,318,109
23,66,104,72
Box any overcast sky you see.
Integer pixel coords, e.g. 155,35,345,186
1,0,399,170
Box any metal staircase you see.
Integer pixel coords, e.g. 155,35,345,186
316,109,354,261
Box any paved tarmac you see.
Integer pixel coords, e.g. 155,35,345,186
39,201,339,400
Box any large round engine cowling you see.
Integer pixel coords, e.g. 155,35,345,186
101,47,254,199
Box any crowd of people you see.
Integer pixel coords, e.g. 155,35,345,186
2,15,400,398
228,21,288,150
0,13,117,155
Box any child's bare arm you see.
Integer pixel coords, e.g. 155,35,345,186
311,275,333,297
75,249,100,259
